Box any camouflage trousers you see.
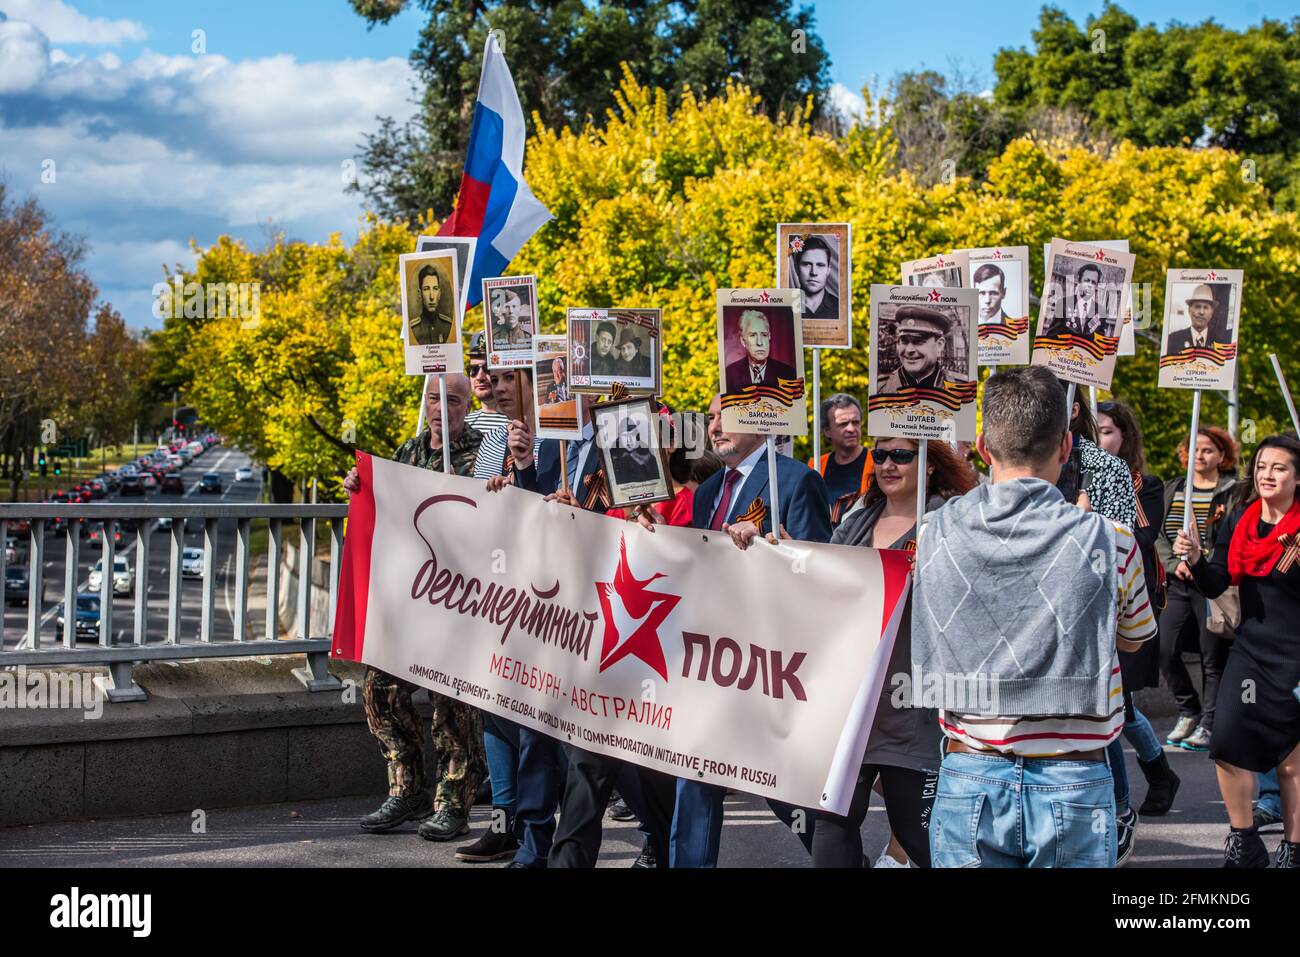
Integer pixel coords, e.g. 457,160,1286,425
362,667,486,816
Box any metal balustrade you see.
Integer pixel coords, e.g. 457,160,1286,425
0,503,347,702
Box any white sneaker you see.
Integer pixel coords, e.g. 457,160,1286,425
873,849,910,869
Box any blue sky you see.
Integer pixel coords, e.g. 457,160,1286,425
2,0,1296,329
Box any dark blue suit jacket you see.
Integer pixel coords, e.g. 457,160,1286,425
691,450,832,543
516,437,608,513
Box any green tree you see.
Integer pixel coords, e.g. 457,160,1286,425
348,0,829,222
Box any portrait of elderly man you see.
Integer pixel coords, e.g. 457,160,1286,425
879,306,961,392
724,309,797,394
545,357,570,404
973,262,1012,325
792,235,839,320
408,264,454,346
490,287,532,347
1166,284,1230,353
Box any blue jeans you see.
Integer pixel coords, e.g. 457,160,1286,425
931,750,1116,868
1106,739,1130,813
481,712,519,814
1122,706,1163,762
1258,769,1282,818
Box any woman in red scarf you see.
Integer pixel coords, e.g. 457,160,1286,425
1176,435,1300,868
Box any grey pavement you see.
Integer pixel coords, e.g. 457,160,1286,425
0,712,1283,867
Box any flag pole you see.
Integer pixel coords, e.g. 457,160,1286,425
1270,353,1300,435
766,436,781,537
1183,390,1202,535
812,349,821,469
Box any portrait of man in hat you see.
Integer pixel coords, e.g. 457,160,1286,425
1167,283,1229,354
616,327,651,379
408,262,454,346
879,306,960,392
724,309,798,394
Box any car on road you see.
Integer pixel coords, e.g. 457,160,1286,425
139,473,158,492
49,491,70,504
182,547,204,578
88,556,134,596
234,466,253,481
6,518,31,537
160,472,185,493
119,474,144,496
88,479,108,499
86,522,124,548
119,463,138,477
156,516,173,531
55,593,101,643
4,565,29,606
199,472,222,494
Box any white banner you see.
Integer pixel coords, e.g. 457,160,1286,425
333,453,912,815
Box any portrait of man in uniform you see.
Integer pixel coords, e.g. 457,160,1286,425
408,263,454,346
878,306,965,392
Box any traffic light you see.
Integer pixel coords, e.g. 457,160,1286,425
38,450,47,478
53,459,62,476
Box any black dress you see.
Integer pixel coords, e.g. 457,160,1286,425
1190,508,1300,771
1122,471,1164,692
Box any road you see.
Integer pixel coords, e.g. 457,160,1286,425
0,712,1282,867
1,446,265,649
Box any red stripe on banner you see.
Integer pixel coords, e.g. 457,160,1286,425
331,451,377,662
878,548,914,636
439,174,491,239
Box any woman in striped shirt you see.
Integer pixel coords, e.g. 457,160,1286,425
1155,426,1239,751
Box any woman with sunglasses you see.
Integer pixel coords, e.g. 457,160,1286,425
810,436,978,867
1096,400,1180,818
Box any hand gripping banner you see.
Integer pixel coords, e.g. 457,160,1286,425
333,453,912,815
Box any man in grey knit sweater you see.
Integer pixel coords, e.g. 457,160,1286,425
912,366,1155,867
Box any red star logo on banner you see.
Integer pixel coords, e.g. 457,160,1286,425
760,290,770,303
935,256,947,267
595,536,681,681
1207,270,1218,280
590,310,600,318
993,249,1003,259
927,288,942,302
1095,249,1105,261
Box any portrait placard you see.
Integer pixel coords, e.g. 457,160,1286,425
1031,239,1135,390
415,235,477,322
716,288,807,436
776,222,852,349
964,246,1030,366
567,308,662,396
593,396,674,509
867,284,977,443
1158,269,1243,391
483,275,537,368
1044,239,1134,356
398,249,465,375
532,334,583,440
901,251,969,289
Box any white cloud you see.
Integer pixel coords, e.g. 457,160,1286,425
0,0,145,45
0,19,49,93
828,82,867,127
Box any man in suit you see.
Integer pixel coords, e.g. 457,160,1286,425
792,235,839,320
973,262,1012,325
724,310,798,395
590,322,619,376
639,393,831,866
878,306,957,393
409,264,453,345
1167,284,1229,354
545,357,570,404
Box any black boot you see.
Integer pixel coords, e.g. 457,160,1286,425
1223,827,1269,868
455,808,519,862
1136,752,1181,817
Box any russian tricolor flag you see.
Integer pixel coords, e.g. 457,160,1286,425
438,33,552,308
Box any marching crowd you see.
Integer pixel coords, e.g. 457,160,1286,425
341,332,1299,869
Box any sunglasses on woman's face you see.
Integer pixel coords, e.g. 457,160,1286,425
871,448,917,465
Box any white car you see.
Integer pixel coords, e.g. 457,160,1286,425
182,547,204,578
88,556,133,596
119,463,138,477
234,466,253,481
